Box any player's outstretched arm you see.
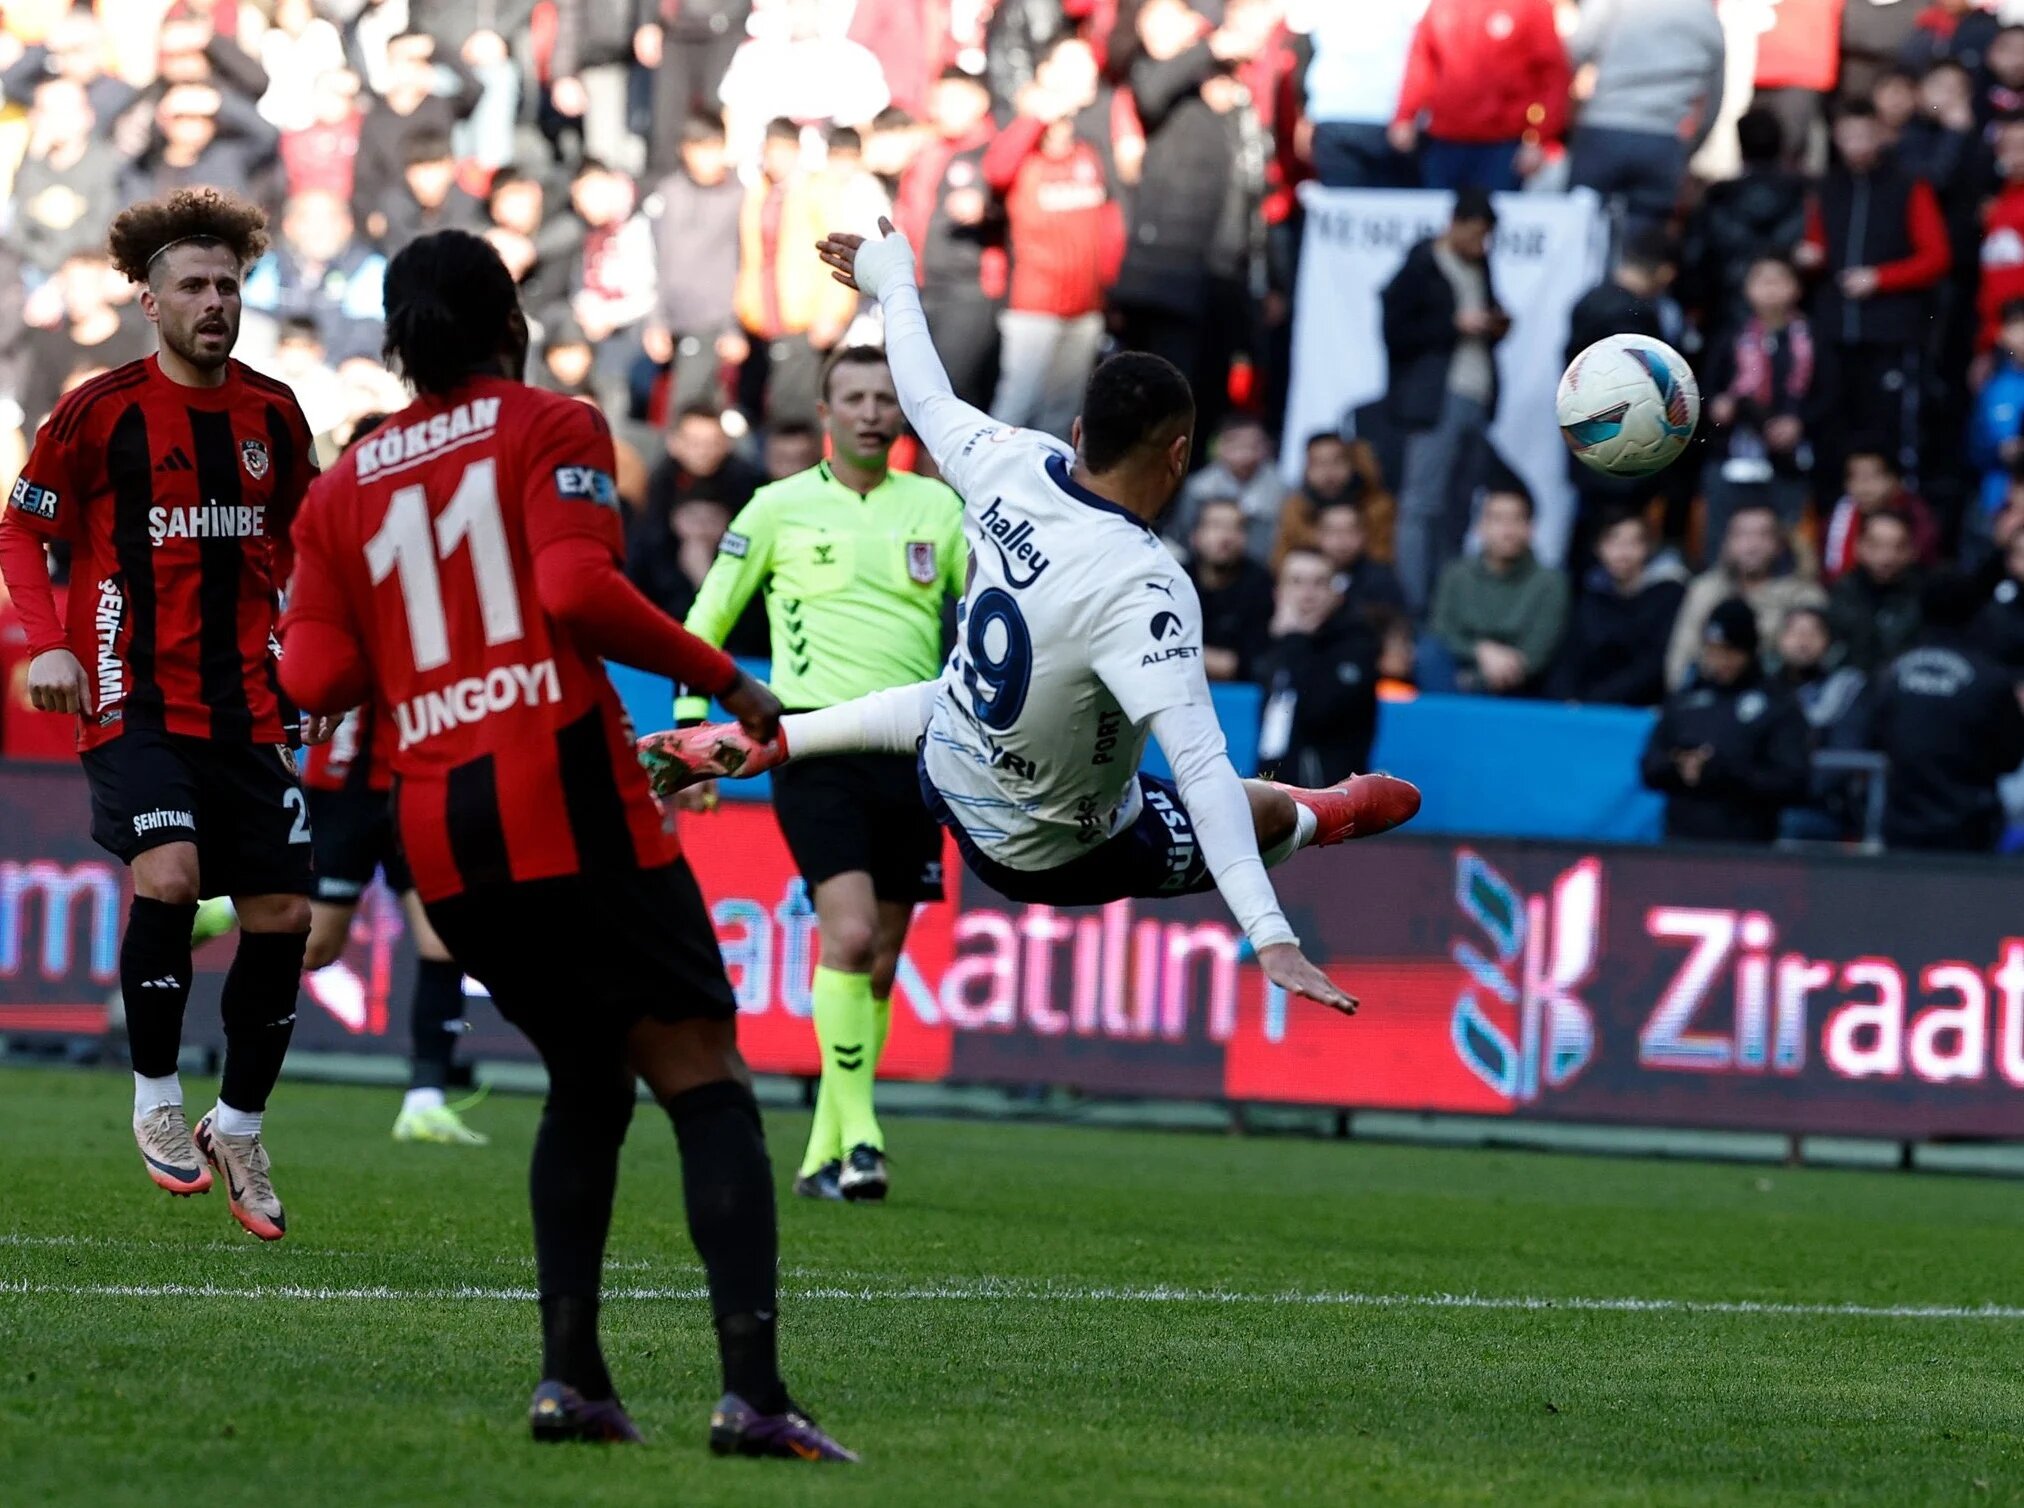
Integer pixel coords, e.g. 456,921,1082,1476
1148,701,1357,1016
816,219,1001,487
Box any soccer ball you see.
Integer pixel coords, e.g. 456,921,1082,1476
1555,334,1700,479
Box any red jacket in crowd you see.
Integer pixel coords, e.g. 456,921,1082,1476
1393,0,1570,147
982,114,1123,318
1754,0,1845,94
1981,184,2024,352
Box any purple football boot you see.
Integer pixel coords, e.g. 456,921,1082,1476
528,1380,645,1443
707,1393,858,1462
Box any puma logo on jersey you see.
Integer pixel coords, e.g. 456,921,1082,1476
354,397,502,478
148,503,266,546
979,496,1051,587
394,659,562,749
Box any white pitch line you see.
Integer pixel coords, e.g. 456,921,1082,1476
2,1276,2020,1323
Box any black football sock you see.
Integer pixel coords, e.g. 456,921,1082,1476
529,1091,633,1399
122,897,199,1079
666,1079,786,1412
408,958,466,1092
217,930,305,1113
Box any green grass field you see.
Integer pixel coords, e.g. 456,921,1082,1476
1,1065,2020,1507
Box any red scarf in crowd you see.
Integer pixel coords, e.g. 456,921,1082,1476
1729,318,1815,407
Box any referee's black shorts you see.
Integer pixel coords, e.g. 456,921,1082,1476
770,751,945,904
423,860,736,1036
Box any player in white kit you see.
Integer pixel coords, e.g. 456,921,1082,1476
640,222,1419,1011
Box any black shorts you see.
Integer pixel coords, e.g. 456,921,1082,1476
919,759,1213,907
422,861,736,1033
770,751,945,903
306,785,411,903
81,727,314,898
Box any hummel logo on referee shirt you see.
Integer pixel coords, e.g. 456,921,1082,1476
154,447,194,474
139,976,183,990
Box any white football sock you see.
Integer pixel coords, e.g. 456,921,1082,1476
213,1101,263,1137
403,1087,446,1115
781,681,936,758
1260,804,1319,869
134,1073,182,1120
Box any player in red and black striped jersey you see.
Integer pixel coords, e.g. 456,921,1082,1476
0,188,323,1242
280,229,853,1459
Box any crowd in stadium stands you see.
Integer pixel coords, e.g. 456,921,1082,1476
9,0,2024,851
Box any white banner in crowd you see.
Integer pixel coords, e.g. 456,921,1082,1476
1282,187,1609,566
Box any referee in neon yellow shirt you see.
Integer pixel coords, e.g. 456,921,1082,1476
675,346,966,1202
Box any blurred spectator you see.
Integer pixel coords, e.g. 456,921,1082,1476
629,409,770,654
1169,415,1280,560
763,420,824,480
551,0,651,173
1109,0,1272,445
982,0,1068,116
124,80,283,214
815,126,893,235
1970,303,2024,560
639,0,751,175
18,251,151,436
1373,605,1421,700
1977,121,2024,355
1302,0,1424,189
567,158,659,411
255,0,347,134
1271,432,1393,569
1978,22,2024,134
1641,597,1810,845
1546,507,1687,708
1667,502,1828,689
12,78,123,276
1312,500,1408,621
1186,497,1274,682
1752,0,1842,167
735,118,859,425
718,0,890,165
0,6,136,124
1383,186,1507,613
1701,255,1819,546
243,190,388,365
1900,0,2000,77
485,167,581,326
1972,506,2024,670
406,0,530,170
280,66,365,202
1680,109,1810,341
1821,448,1941,580
535,316,599,397
1872,64,1918,141
264,317,351,440
1565,0,1726,235
353,31,479,234
1801,101,1950,487
895,67,1007,410
376,128,488,252
1253,548,1381,785
1428,480,1567,697
983,36,1121,440
1563,229,1683,568
1773,604,1876,843
644,112,745,415
1388,0,1568,193
1844,0,1924,107
1829,508,1928,672
1871,570,2024,851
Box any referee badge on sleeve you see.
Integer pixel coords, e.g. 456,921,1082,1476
906,540,938,585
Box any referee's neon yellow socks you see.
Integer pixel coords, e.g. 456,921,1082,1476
800,966,884,1176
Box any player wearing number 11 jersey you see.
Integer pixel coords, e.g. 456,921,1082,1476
280,230,851,1459
642,222,1422,1013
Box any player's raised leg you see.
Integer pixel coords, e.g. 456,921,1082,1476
639,680,933,796
1247,774,1424,859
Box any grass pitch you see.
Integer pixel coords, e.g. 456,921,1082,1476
1,1065,2020,1507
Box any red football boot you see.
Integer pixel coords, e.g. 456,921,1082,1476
1272,773,1421,847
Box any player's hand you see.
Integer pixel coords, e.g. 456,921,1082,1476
302,712,341,746
26,649,90,716
677,780,720,813
815,217,918,300
720,669,782,745
1257,942,1357,1016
